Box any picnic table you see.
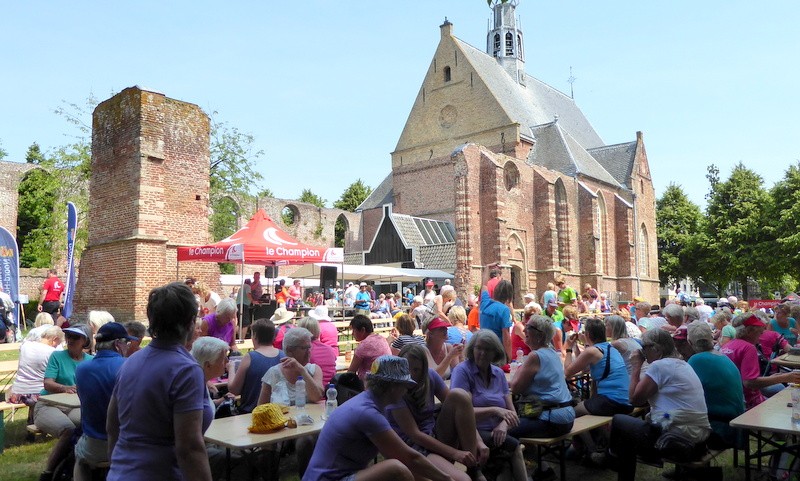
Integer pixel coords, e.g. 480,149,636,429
204,402,326,481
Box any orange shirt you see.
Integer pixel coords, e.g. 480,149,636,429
467,306,480,331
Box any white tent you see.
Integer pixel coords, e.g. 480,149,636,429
289,263,453,284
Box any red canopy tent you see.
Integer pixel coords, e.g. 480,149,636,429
177,209,343,265
178,209,343,340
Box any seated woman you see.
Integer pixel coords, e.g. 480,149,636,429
35,324,93,481
450,330,528,481
446,306,472,346
298,316,337,386
711,310,735,347
386,345,488,481
508,316,575,444
227,319,283,413
686,322,745,449
390,314,425,355
190,336,230,424
424,317,463,379
257,326,323,477
201,298,238,354
605,315,643,376
10,326,63,419
303,356,451,481
348,314,391,381
564,317,632,416
608,329,711,481
769,303,798,346
371,293,391,319
720,312,800,408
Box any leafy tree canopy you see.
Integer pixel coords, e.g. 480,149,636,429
655,183,704,286
298,189,326,208
333,179,372,212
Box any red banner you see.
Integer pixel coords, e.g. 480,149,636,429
749,299,781,309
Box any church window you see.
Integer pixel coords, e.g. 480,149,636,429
555,180,570,270
639,224,649,277
504,161,519,191
596,194,607,273
505,32,514,56
517,34,524,60
493,34,501,57
444,66,451,82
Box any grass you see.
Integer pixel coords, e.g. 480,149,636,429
0,407,55,481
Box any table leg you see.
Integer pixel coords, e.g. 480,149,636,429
226,447,231,481
744,429,751,481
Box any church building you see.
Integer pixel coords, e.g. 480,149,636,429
355,0,659,305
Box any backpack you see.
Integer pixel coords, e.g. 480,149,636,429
330,372,364,406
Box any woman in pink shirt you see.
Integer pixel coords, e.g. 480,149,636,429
348,314,391,381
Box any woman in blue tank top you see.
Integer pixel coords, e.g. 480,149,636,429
227,319,283,413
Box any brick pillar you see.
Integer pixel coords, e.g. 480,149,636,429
74,87,216,322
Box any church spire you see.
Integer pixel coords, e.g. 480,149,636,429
486,0,525,84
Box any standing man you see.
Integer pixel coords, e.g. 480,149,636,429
354,283,372,317
74,322,137,480
38,269,64,317
479,263,513,362
250,271,263,304
555,276,577,309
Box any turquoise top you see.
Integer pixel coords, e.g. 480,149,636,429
41,349,93,395
590,342,630,406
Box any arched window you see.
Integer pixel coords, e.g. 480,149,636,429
596,194,607,273
639,224,649,277
517,34,524,60
555,180,570,270
493,34,501,57
504,161,519,191
281,205,300,227
334,214,349,248
443,66,451,82
505,32,514,56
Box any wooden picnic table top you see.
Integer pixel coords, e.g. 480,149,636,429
205,402,326,450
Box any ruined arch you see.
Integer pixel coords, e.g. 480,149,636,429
281,204,300,227
334,213,349,248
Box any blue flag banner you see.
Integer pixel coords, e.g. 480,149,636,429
62,202,78,319
0,226,20,331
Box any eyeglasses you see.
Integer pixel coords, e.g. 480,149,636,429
290,345,312,351
65,334,83,341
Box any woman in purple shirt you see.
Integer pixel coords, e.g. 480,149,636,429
450,330,528,481
201,298,238,353
386,344,489,481
106,282,211,481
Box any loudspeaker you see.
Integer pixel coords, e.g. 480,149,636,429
320,266,337,298
264,266,278,278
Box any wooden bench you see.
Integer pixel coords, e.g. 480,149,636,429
0,401,25,422
519,415,613,480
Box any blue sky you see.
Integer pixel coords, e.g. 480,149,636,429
2,1,798,210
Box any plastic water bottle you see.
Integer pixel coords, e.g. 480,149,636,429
325,383,338,419
295,376,306,410
791,386,800,426
658,412,672,432
516,348,524,363
509,360,519,379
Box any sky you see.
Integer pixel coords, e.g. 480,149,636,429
2,1,799,210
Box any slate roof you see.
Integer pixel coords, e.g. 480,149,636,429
356,173,393,211
418,243,456,272
527,122,621,187
588,141,638,189
454,38,605,150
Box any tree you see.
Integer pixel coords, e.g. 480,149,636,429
210,196,240,275
769,161,800,283
298,189,327,208
333,179,372,212
705,163,774,299
655,184,704,286
0,139,7,160
333,180,372,248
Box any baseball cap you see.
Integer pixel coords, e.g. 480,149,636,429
359,282,367,287
426,280,435,287
523,293,535,300
367,356,416,386
96,322,139,342
546,299,558,308
426,317,451,331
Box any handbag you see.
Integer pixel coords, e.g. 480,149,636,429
515,395,546,419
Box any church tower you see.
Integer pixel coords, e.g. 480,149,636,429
487,0,525,84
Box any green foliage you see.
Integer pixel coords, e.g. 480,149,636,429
258,187,275,199
209,113,265,202
210,196,240,275
298,189,326,208
0,139,8,160
281,206,296,226
333,179,372,212
769,162,800,282
655,184,704,286
704,163,774,298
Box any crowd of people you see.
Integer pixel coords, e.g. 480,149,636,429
11,265,800,481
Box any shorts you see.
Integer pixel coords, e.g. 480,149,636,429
583,394,633,416
33,400,80,437
74,434,109,467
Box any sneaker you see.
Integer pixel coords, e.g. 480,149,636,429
588,451,608,467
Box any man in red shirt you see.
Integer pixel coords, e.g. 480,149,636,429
38,269,64,317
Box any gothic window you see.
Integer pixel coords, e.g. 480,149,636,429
504,161,519,191
505,32,514,56
596,194,607,273
517,34,524,60
555,180,570,270
639,224,649,277
444,66,451,82
493,34,501,57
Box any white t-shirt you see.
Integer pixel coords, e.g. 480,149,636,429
645,357,707,420
202,291,222,316
261,364,318,406
696,304,714,323
12,341,57,395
